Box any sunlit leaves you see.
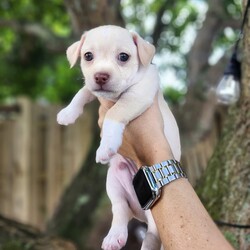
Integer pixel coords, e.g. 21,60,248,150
122,0,202,51
0,0,72,102
0,0,243,103
0,0,70,36
122,0,241,94
121,0,205,91
39,57,82,103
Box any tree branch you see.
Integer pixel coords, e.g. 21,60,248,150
151,0,170,46
187,0,240,87
0,19,69,53
174,0,241,145
64,0,125,35
0,214,76,250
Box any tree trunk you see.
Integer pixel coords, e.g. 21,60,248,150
197,3,250,249
46,1,246,249
0,214,76,250
64,0,124,36
197,100,250,249
46,1,125,249
46,102,109,249
176,0,240,147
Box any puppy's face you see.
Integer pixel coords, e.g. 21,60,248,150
67,25,155,99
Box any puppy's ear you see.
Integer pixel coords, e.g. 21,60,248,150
66,34,86,68
131,32,155,66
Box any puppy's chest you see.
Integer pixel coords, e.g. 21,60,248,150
98,97,118,106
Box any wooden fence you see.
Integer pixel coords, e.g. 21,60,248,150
181,126,219,186
0,97,219,229
0,97,94,229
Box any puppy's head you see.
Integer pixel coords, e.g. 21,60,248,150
66,25,155,99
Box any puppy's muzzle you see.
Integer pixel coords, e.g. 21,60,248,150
95,72,110,86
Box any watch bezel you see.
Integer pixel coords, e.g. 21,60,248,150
133,166,161,210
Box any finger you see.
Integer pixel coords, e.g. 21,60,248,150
98,100,115,128
98,107,104,128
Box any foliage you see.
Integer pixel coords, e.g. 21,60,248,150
1,241,23,250
122,0,203,81
223,231,239,249
0,0,242,103
163,86,186,105
122,0,200,47
0,240,33,250
37,57,83,103
0,40,81,102
0,0,70,36
122,0,242,87
0,0,74,103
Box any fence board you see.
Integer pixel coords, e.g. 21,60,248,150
29,102,47,227
0,98,94,228
45,105,63,219
12,98,32,222
181,123,218,186
0,121,14,216
0,97,219,228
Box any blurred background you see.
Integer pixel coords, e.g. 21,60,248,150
0,0,249,249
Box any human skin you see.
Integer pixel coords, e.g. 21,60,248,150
98,98,234,250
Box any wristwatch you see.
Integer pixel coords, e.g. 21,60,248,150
132,159,187,210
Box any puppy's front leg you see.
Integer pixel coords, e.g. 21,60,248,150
57,86,95,125
96,65,159,164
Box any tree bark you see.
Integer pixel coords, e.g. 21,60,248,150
64,0,124,36
197,100,250,249
46,1,125,249
46,102,108,249
0,214,76,250
197,3,250,249
176,0,240,147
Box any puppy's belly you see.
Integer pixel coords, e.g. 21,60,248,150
111,155,147,222
127,190,147,222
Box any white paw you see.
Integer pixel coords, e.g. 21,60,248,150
102,226,128,250
96,144,116,164
57,106,82,125
95,119,125,164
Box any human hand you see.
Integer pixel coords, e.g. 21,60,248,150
98,98,234,250
98,97,174,167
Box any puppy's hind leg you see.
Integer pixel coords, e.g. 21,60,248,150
102,200,131,250
141,210,161,250
102,156,133,250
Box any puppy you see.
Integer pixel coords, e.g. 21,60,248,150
57,25,181,250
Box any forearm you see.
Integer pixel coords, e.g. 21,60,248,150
151,175,233,250
98,99,233,249
128,119,233,249
133,139,233,249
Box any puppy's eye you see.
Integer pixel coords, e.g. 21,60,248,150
84,52,94,61
118,53,129,62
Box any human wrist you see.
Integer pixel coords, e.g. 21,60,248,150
133,159,187,210
136,141,174,167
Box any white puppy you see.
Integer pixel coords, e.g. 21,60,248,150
57,25,181,250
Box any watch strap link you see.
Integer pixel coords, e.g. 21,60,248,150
148,159,187,189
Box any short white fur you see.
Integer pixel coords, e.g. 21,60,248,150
57,25,181,250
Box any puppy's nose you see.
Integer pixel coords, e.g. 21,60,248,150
94,72,110,86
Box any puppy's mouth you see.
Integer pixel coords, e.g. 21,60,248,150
93,87,114,93
92,86,122,99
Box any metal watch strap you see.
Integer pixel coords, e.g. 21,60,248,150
148,159,187,189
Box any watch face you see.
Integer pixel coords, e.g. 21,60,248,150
133,168,153,208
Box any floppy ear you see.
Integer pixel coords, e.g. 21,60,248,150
66,34,86,68
131,32,155,66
